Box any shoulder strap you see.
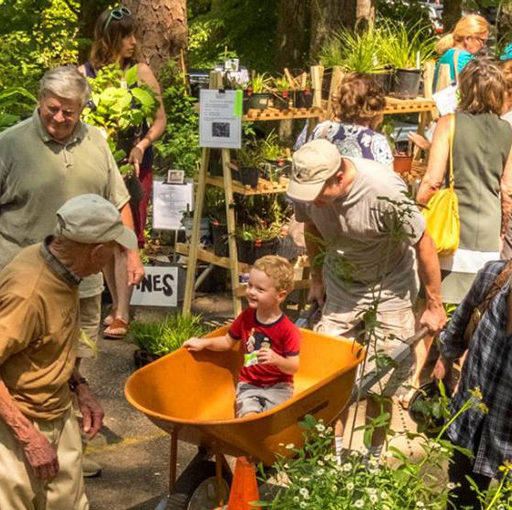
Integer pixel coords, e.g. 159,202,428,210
448,113,455,189
453,49,460,82
478,259,512,315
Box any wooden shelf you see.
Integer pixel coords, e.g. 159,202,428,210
206,175,289,195
383,97,436,114
242,107,324,121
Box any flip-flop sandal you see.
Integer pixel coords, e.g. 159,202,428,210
103,308,117,327
103,318,128,340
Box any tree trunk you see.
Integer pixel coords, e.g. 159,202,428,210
442,0,462,33
309,0,374,61
275,0,310,71
123,0,188,75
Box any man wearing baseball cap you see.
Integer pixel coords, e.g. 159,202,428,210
0,194,136,509
288,139,446,459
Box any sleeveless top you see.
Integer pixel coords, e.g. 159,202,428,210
440,112,512,303
83,61,153,167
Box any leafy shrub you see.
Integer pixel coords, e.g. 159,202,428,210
130,313,207,356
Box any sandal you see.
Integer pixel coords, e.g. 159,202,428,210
103,318,129,340
397,387,417,411
103,308,117,327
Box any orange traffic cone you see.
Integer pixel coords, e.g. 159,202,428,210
227,456,260,510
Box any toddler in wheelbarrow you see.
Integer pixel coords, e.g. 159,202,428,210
184,255,301,417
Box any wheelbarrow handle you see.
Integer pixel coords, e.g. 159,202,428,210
347,326,429,406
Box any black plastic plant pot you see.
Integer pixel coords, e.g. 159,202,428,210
133,349,160,369
244,91,270,110
209,150,223,176
237,237,279,264
361,72,393,94
210,221,229,257
238,166,260,188
273,92,290,110
293,89,314,108
392,69,421,99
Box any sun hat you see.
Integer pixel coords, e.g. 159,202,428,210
56,194,137,250
287,139,342,202
500,43,512,61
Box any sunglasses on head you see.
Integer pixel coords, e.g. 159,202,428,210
104,6,132,31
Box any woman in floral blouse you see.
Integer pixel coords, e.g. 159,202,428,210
312,73,393,167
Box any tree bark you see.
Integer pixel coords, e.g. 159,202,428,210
442,0,462,33
309,0,374,60
275,0,310,71
123,0,188,74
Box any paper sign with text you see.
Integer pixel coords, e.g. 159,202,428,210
131,266,178,307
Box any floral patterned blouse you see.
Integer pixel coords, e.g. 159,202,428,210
312,120,394,167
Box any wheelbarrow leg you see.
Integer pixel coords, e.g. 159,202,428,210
215,452,229,507
155,431,178,510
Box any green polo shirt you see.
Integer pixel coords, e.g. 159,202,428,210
0,110,130,297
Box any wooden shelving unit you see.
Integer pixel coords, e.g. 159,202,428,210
182,68,324,316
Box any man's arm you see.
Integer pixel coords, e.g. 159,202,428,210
0,377,59,481
415,231,446,334
304,221,326,307
69,362,104,439
120,203,145,285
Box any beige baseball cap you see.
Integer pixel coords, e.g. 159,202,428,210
56,194,137,250
287,139,342,202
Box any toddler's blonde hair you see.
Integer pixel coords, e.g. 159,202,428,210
252,255,294,294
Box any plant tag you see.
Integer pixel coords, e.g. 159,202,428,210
244,351,259,367
233,89,243,117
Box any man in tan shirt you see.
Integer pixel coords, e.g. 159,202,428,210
0,194,137,509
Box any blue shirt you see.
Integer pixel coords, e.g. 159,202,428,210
434,48,473,88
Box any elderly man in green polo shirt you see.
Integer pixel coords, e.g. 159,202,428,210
0,65,144,476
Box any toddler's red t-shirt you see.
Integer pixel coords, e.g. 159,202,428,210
228,307,300,386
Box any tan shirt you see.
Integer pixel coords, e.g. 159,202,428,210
0,110,130,297
0,242,79,420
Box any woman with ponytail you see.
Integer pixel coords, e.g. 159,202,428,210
434,14,489,87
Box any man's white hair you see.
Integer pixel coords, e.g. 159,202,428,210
39,65,91,106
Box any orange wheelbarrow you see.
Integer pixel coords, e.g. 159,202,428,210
125,325,365,509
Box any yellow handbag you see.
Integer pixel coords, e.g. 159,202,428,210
421,114,460,256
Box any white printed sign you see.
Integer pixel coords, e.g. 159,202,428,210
131,266,178,307
152,180,194,230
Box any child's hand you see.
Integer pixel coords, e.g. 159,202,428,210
183,337,205,352
257,347,279,365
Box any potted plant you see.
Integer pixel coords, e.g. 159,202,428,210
131,313,206,368
204,188,229,257
259,132,291,178
82,64,159,179
272,75,291,110
234,143,264,188
381,21,435,99
293,76,314,108
244,72,272,110
318,26,392,93
236,221,282,264
383,122,413,175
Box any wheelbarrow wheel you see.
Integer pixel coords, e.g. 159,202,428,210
167,460,232,510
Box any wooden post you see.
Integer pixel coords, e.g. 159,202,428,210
310,65,324,109
222,147,242,316
326,66,345,120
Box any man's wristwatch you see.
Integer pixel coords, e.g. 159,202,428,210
69,376,88,392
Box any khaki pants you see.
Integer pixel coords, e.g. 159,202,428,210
78,294,101,359
0,409,88,510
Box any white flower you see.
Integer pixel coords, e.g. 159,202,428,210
370,495,378,503
355,499,365,508
350,450,359,457
342,462,352,472
366,488,377,495
381,491,388,499
317,468,325,476
293,496,300,503
315,423,326,432
416,503,425,508
285,443,295,449
447,482,457,490
346,482,355,491
299,487,310,499
317,459,325,466
300,503,306,509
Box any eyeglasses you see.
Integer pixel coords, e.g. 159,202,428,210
104,6,132,31
472,35,488,46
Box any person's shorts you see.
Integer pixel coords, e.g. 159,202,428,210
77,294,101,359
235,382,293,417
315,302,416,397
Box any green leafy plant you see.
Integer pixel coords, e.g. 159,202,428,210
130,313,207,357
260,132,288,161
273,75,290,94
82,64,158,176
154,61,201,179
237,221,282,242
0,87,37,132
237,142,264,168
319,26,387,74
248,73,272,94
380,21,435,69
